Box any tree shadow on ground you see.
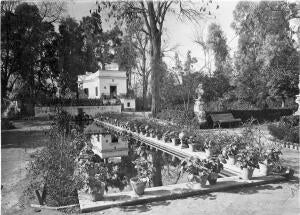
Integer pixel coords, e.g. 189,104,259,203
224,183,283,195
192,193,217,200
120,200,170,213
1,130,49,149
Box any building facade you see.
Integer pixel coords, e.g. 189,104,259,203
78,69,127,99
77,65,136,111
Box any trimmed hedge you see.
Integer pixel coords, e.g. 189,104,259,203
206,108,296,123
268,115,299,144
36,98,121,107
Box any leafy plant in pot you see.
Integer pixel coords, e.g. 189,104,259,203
169,131,180,146
259,147,282,176
236,146,260,180
130,157,155,195
162,130,171,143
222,142,240,165
204,158,223,185
74,159,107,201
204,139,213,158
156,129,162,140
181,157,209,188
187,135,197,152
179,130,189,149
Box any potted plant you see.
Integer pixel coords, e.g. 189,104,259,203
75,159,107,202
179,130,189,149
259,147,282,176
181,157,209,188
130,157,155,195
145,125,151,137
236,146,260,180
204,158,223,185
156,130,162,140
204,139,213,158
222,143,239,165
162,130,171,143
187,135,197,152
170,131,180,146
149,128,156,138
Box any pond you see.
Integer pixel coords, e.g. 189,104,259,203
80,120,191,194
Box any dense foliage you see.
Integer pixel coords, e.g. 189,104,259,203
232,1,299,108
25,111,85,206
268,115,299,144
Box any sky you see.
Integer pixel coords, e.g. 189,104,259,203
65,0,239,70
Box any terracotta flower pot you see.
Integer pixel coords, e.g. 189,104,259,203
172,138,180,146
259,160,269,176
88,182,106,202
205,148,212,158
240,167,254,180
194,174,208,187
189,143,197,152
130,177,147,195
208,172,219,185
226,155,236,165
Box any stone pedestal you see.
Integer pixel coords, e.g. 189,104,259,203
294,75,300,116
294,95,300,116
194,99,206,125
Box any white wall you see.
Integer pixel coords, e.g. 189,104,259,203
35,105,122,117
91,134,128,159
99,77,127,96
81,78,100,99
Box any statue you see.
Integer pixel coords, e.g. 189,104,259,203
194,83,206,126
294,75,300,116
195,83,204,101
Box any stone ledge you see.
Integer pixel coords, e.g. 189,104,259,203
79,175,287,213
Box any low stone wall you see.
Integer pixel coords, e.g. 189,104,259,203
35,105,122,118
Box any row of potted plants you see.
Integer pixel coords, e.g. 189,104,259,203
97,113,284,180
97,113,204,152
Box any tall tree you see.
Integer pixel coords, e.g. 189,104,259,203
58,17,85,96
1,1,64,103
80,12,122,70
95,1,217,116
207,23,229,68
232,1,299,108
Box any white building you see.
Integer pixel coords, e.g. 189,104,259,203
84,122,128,159
78,70,127,99
77,64,136,111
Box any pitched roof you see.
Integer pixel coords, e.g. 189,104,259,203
84,122,109,134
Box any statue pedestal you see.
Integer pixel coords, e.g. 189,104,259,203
194,99,206,126
294,75,300,116
294,95,300,116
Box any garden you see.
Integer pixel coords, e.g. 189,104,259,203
22,111,295,211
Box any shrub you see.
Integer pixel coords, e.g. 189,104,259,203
206,108,296,124
25,112,86,206
1,118,16,129
268,115,299,144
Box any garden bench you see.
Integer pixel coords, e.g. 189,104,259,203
209,113,242,128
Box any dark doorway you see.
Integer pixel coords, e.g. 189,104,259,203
110,86,117,97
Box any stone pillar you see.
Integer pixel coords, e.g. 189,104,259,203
294,75,300,116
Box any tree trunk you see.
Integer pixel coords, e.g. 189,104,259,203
150,34,161,116
143,77,148,110
151,151,162,187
